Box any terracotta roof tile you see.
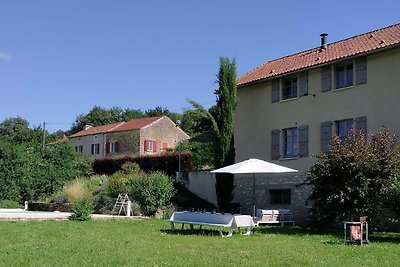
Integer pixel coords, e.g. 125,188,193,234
112,116,162,132
69,116,162,138
237,23,400,86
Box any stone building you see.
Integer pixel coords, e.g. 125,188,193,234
68,116,189,158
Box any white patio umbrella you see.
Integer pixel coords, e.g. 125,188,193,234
210,158,298,217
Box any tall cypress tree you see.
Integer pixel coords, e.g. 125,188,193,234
214,57,237,212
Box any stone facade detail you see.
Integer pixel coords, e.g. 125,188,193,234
233,174,312,224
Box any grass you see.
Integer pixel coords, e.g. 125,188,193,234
0,219,399,266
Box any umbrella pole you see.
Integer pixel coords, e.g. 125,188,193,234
252,174,255,218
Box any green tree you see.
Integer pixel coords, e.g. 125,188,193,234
145,106,182,124
303,128,400,226
213,57,237,212
175,141,214,170
70,106,123,134
181,106,216,137
187,58,237,212
0,117,40,144
121,108,145,121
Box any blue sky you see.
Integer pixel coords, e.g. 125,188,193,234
0,1,399,133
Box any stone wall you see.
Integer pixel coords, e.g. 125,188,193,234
106,130,140,157
233,174,312,224
140,116,189,156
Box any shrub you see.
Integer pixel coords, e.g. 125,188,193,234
0,199,21,208
92,192,115,214
63,179,88,203
69,196,94,221
161,204,176,220
304,128,400,225
108,171,141,197
386,178,400,218
131,171,175,216
120,162,141,175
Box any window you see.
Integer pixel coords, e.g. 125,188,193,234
270,189,291,205
144,139,157,152
75,145,83,153
282,76,298,100
335,63,353,89
283,128,298,158
336,119,353,142
110,142,116,153
91,143,100,155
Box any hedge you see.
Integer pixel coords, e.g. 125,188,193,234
93,151,193,176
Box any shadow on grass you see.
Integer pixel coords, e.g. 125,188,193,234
161,228,224,236
161,224,400,243
255,225,342,237
370,232,400,244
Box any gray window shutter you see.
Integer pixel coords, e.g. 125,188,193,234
271,79,280,103
299,72,309,97
354,116,367,135
298,125,309,157
321,121,332,152
271,129,281,160
355,57,367,85
321,66,331,92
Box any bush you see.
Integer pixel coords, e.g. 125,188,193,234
92,192,115,214
161,204,176,220
69,197,94,221
386,179,400,218
304,128,400,225
120,162,141,175
63,179,88,203
0,199,21,208
93,152,194,177
108,170,141,198
131,171,175,216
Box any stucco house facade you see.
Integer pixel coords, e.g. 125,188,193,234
233,23,400,223
68,116,189,158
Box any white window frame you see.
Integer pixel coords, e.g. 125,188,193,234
110,142,116,153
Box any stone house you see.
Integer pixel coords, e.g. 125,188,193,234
234,23,400,223
68,116,189,158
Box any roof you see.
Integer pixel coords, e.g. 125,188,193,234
112,116,162,132
69,116,162,138
237,23,400,86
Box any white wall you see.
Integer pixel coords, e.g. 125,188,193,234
186,171,217,207
68,133,106,158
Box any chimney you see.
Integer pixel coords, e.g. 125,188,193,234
84,124,93,130
320,33,328,49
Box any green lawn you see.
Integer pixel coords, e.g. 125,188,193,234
0,219,399,266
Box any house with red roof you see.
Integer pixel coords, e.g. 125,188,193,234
233,23,400,221
68,116,189,158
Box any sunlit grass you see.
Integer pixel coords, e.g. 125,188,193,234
0,219,399,266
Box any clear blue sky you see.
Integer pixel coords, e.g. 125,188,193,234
0,1,399,133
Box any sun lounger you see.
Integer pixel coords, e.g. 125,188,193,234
255,209,295,226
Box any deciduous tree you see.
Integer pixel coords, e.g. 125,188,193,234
303,128,400,226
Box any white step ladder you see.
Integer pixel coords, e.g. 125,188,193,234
112,194,133,216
